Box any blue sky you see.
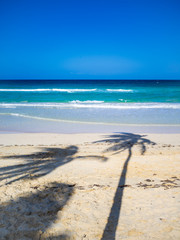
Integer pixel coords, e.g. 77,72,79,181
0,0,180,79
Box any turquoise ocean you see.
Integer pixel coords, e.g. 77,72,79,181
0,80,180,133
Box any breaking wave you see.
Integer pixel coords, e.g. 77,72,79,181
1,102,180,109
69,100,104,104
0,88,97,93
106,89,133,92
0,88,134,93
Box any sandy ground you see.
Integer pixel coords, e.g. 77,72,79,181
0,132,180,239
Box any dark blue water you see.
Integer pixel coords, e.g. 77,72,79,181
0,80,180,103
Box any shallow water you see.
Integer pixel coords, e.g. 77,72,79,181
0,80,180,132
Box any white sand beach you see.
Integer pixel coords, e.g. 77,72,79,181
0,133,180,239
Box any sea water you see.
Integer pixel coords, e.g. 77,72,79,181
0,80,180,133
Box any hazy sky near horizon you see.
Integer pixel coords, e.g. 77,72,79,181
0,0,180,79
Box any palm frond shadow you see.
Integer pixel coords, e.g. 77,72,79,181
0,144,108,239
0,182,74,239
0,145,107,186
76,155,108,162
0,146,78,185
95,132,156,240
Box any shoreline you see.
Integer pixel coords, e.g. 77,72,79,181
1,115,180,134
1,112,180,127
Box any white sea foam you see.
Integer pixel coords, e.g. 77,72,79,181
69,100,104,104
0,89,51,92
106,89,133,92
119,99,128,102
1,102,180,109
52,89,97,93
0,88,97,93
0,88,134,93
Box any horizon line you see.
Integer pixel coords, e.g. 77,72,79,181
0,79,180,81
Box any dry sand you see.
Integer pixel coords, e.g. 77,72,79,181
0,133,180,239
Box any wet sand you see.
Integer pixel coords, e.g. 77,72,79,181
0,133,180,239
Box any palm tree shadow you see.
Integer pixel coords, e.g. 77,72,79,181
0,146,78,185
0,182,74,239
0,145,108,239
0,145,108,186
95,132,156,240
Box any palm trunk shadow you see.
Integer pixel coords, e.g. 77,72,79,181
94,133,155,239
101,148,132,240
